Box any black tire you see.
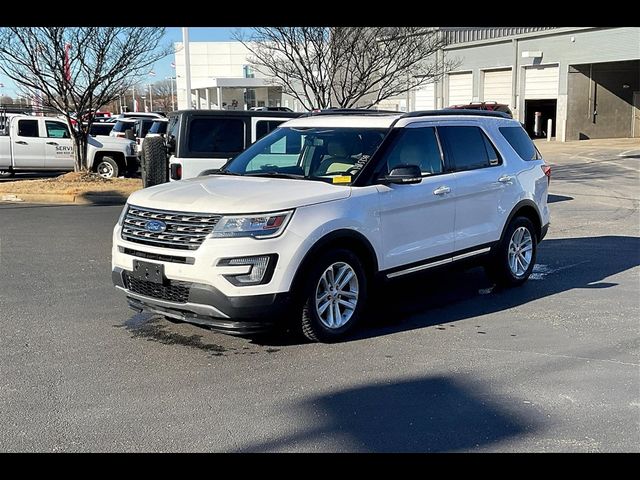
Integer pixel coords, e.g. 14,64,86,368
141,136,168,188
485,216,537,287
299,248,368,343
94,156,119,179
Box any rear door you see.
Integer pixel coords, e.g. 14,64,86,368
12,118,45,168
438,123,512,252
43,120,74,169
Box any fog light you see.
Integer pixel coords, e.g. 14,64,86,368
218,254,277,286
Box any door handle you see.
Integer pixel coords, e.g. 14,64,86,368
46,141,59,146
433,185,451,196
498,175,513,184
15,140,27,145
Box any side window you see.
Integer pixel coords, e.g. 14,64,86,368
187,118,245,154
499,126,541,161
18,119,39,137
255,120,285,140
45,121,70,139
384,127,443,175
439,126,499,171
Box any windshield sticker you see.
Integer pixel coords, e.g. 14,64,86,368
332,175,351,184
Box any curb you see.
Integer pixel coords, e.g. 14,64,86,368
1,192,127,205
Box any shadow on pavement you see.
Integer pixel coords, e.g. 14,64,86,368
547,194,573,203
235,375,539,452
351,235,639,342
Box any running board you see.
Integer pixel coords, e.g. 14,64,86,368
386,247,491,279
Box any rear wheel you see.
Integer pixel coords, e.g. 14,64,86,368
141,136,168,187
299,249,367,343
95,157,119,179
486,216,537,287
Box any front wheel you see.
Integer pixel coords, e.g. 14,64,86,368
485,216,537,287
299,249,368,343
95,157,119,179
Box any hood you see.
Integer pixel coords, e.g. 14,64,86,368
126,175,351,214
88,136,134,149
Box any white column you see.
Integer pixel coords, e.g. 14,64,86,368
182,28,192,109
217,87,223,110
196,89,202,109
205,88,210,110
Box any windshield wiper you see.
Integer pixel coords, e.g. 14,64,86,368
213,169,242,176
246,171,305,180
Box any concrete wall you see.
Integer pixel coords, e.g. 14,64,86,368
438,27,640,141
566,60,640,140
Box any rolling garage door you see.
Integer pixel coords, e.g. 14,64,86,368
483,69,512,106
524,65,559,99
414,82,435,110
447,72,473,106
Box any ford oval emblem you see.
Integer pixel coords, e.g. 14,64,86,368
145,220,167,233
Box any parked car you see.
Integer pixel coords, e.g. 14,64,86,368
449,101,513,118
112,108,551,342
87,122,115,137
139,109,301,188
1,114,138,178
250,106,294,112
110,117,156,143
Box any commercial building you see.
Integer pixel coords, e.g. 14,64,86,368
403,27,640,141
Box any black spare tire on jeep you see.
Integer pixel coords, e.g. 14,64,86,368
141,136,168,188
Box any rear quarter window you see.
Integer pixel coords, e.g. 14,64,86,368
500,126,541,161
187,118,245,154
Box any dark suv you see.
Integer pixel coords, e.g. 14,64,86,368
449,101,513,118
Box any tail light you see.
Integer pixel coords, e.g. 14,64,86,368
541,164,551,183
170,163,182,180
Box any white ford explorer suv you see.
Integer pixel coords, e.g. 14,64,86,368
112,109,550,342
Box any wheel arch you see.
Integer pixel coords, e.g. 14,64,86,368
500,200,543,242
290,229,379,295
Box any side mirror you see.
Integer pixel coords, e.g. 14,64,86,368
379,164,422,185
166,135,176,155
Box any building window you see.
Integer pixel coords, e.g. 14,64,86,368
243,65,255,79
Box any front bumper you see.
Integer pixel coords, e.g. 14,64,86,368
112,267,291,334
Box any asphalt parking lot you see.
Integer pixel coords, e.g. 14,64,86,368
0,138,638,452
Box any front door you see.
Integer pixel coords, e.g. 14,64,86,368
12,118,45,168
375,125,456,270
43,120,74,169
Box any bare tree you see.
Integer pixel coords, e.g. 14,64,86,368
150,79,175,112
0,27,171,172
235,27,456,111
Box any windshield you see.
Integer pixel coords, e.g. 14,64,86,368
149,121,167,135
224,127,387,184
112,120,136,133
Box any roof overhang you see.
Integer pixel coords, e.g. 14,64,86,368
190,77,276,90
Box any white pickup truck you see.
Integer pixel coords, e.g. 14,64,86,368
0,114,138,178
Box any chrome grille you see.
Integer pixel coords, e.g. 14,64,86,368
121,205,221,250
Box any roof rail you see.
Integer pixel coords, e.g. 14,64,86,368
401,109,511,119
301,108,403,117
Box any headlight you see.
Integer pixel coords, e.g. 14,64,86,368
117,204,128,226
209,210,293,239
